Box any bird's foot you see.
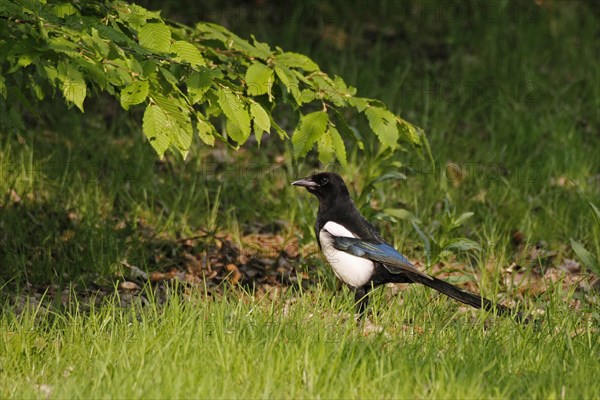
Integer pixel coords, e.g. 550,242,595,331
355,314,384,335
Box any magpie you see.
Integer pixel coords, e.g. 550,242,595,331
293,171,517,320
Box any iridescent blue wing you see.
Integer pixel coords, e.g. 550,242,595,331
328,234,432,280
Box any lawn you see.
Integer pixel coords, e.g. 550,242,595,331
2,288,598,398
1,1,599,398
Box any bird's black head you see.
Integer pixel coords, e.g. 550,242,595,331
292,172,350,204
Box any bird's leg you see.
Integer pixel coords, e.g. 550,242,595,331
354,286,371,319
354,285,384,334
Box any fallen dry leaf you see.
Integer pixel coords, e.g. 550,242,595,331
60,229,75,242
67,211,80,224
119,281,140,291
471,189,488,203
9,189,22,204
511,229,525,246
225,264,242,284
558,259,581,274
550,175,576,188
149,271,164,282
114,220,127,230
122,260,148,280
445,162,466,187
34,384,53,399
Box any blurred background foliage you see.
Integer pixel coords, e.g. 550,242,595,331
1,0,598,293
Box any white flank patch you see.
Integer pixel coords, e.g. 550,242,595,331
319,221,374,288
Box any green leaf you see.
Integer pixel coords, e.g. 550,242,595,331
312,75,346,107
53,2,77,18
409,123,433,163
159,67,179,87
372,171,407,184
299,89,317,104
452,212,475,229
292,111,328,159
174,125,192,159
333,75,356,96
4,108,25,132
138,22,171,53
590,203,600,228
126,56,144,75
186,69,214,104
364,106,399,149
217,88,251,145
115,3,156,30
252,36,271,56
250,102,270,144
245,62,273,97
313,124,347,166
276,52,319,72
274,65,300,104
317,127,334,165
349,97,369,112
120,80,149,110
332,109,364,150
69,59,109,92
225,119,244,146
0,74,6,98
411,221,433,266
194,23,227,43
151,91,190,129
443,238,482,252
105,63,132,86
197,23,271,59
42,65,58,83
171,41,205,66
141,60,157,79
270,117,288,140
46,36,79,56
196,117,215,146
204,90,223,117
399,121,422,147
90,28,110,57
384,208,420,223
570,239,600,275
143,104,172,158
150,90,193,157
329,126,347,167
58,62,86,112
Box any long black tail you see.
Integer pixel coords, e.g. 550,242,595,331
406,272,520,320
329,235,527,322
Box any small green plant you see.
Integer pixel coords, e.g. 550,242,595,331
0,0,429,163
570,203,600,275
388,197,482,268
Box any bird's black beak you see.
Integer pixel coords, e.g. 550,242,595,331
292,178,318,189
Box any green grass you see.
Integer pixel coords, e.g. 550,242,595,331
1,0,600,398
1,287,599,399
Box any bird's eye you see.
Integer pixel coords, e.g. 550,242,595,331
319,177,329,185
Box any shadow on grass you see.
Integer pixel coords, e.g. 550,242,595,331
0,96,314,310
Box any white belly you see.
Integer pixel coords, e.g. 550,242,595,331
319,221,374,288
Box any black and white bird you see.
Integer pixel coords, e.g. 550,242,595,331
293,171,516,319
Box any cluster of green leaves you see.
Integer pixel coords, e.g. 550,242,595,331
384,197,482,268
0,0,429,163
